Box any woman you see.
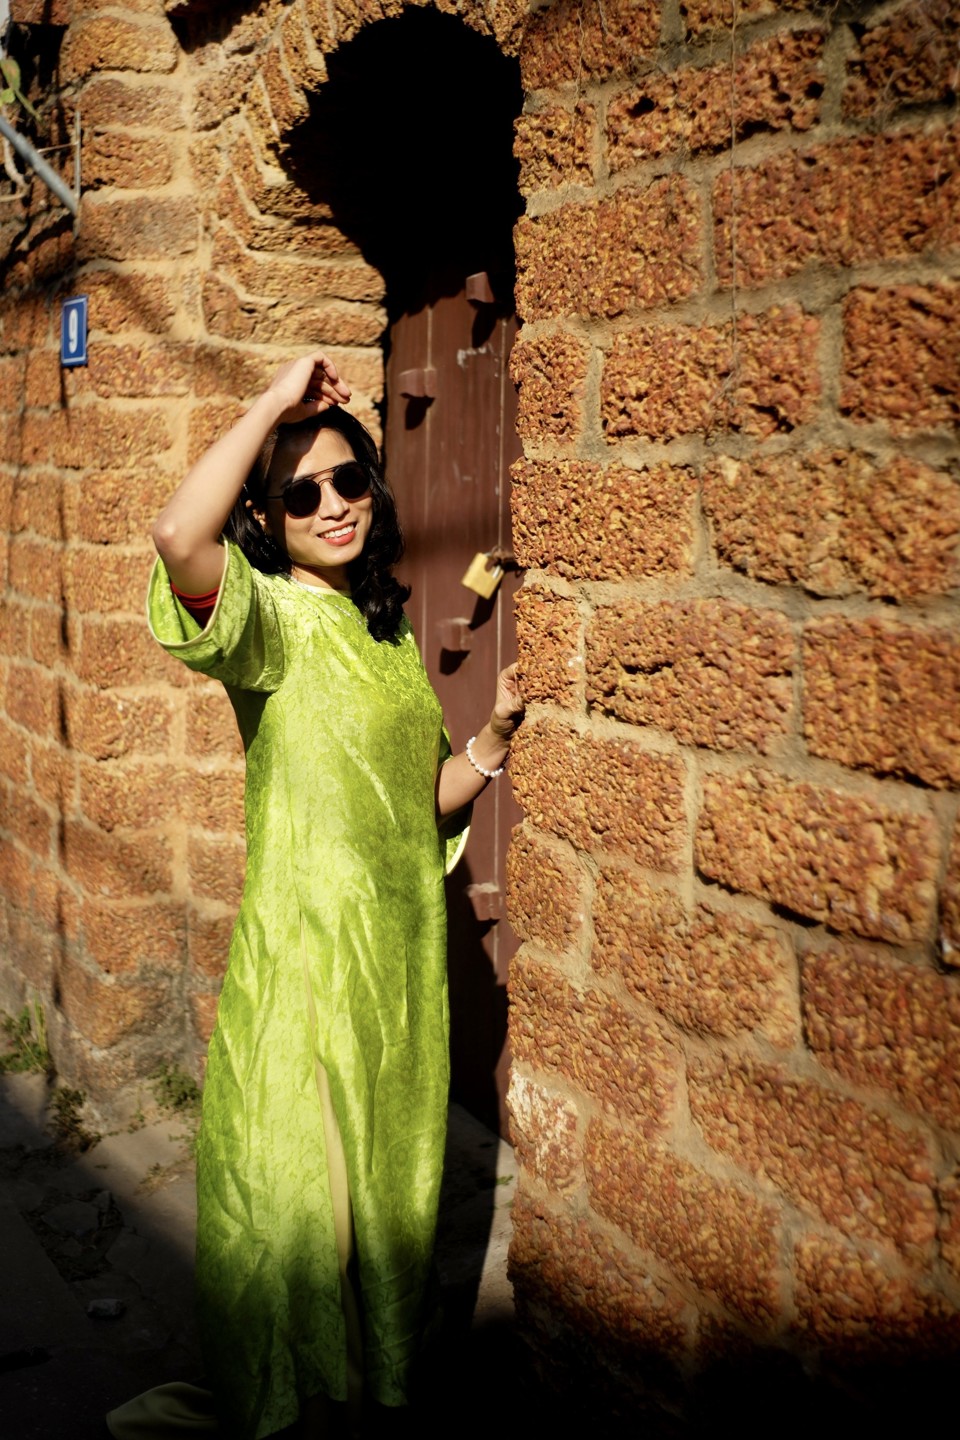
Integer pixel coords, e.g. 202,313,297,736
111,351,523,1439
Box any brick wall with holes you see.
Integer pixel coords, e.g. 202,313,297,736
1,0,959,1420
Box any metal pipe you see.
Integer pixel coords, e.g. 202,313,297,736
0,111,78,215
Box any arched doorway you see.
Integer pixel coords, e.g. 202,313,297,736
286,13,524,1133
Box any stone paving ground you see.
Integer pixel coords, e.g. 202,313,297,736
0,1072,538,1437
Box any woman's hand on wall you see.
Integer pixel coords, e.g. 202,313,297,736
436,665,525,818
490,662,524,742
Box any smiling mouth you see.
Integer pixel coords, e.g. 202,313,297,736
320,523,356,540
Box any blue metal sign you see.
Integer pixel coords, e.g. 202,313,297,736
61,295,88,367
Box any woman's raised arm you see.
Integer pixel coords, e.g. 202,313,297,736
152,352,350,595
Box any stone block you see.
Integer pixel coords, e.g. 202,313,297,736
942,820,960,969
585,1116,782,1327
587,598,793,753
78,194,198,261
715,126,960,289
63,546,154,615
803,618,960,788
10,469,63,541
509,952,682,1130
82,268,177,333
510,721,687,869
221,130,334,225
696,769,938,944
520,0,661,88
82,130,175,190
63,470,176,546
515,103,594,194
190,989,221,1046
74,616,184,689
189,768,246,834
592,870,796,1048
3,782,54,858
63,819,173,899
802,946,960,1133
678,0,807,38
62,892,185,977
939,1171,960,1284
0,292,50,353
703,449,960,601
30,608,67,671
60,15,179,80
8,229,78,301
20,405,171,470
842,283,960,435
8,537,60,603
0,596,30,656
280,1,327,91
63,687,174,760
844,0,959,118
259,44,309,137
84,342,195,400
78,757,185,833
511,458,697,582
30,736,74,811
0,838,59,929
80,77,186,131
10,0,71,21
510,332,589,442
0,716,29,785
194,55,259,133
506,1073,582,1191
794,1234,960,1355
188,908,233,980
24,351,60,409
201,274,383,348
192,345,276,403
506,826,587,956
0,354,23,411
6,664,59,737
515,180,702,321
59,960,168,1050
602,305,820,442
211,227,383,304
608,28,824,169
515,584,582,707
188,833,246,907
689,1056,937,1257
509,1190,689,1369
186,685,242,758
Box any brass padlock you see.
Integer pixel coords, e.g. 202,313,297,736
461,552,503,599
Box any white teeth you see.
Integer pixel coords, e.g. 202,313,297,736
323,525,354,539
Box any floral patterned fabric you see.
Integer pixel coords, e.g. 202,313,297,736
146,543,467,1439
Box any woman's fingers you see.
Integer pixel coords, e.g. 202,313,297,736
271,352,352,414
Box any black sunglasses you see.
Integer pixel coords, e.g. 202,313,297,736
266,461,372,517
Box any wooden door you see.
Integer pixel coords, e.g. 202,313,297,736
385,275,522,1135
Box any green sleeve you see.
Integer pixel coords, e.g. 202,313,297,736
146,542,286,692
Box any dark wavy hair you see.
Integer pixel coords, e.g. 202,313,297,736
223,408,410,643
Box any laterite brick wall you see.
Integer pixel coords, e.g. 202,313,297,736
0,0,958,1420
504,0,960,1418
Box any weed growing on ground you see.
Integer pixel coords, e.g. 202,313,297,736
0,1001,52,1075
49,1086,101,1152
151,1063,202,1121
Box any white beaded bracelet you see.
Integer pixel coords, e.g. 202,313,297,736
466,736,505,780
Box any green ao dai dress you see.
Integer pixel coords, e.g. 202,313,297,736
141,542,467,1438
